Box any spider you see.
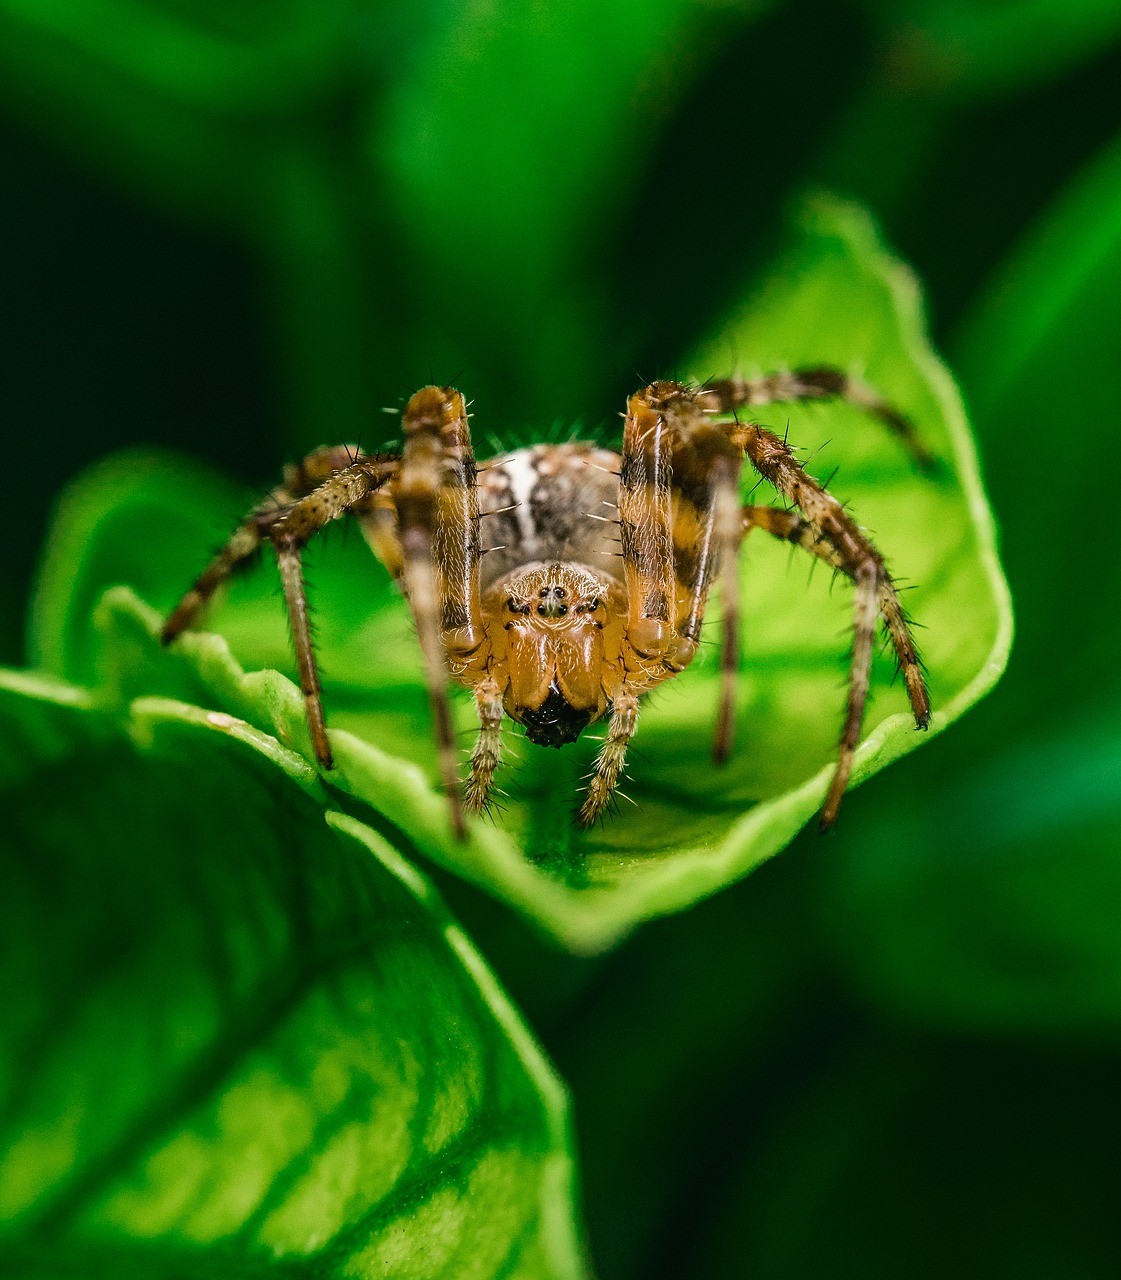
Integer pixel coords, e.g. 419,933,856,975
162,371,932,839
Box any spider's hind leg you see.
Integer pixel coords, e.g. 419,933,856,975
162,447,399,770
734,420,932,828
160,445,378,644
699,368,936,472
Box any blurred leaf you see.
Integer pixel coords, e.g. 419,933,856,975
954,127,1121,724
0,0,366,117
0,670,586,1278
371,0,779,420
29,196,1009,952
688,1031,1121,1279
862,0,1121,97
820,713,1121,1036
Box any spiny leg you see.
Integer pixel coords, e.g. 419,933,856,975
731,429,931,825
161,446,393,644
742,505,926,715
824,564,878,829
579,691,639,826
394,386,487,839
698,368,936,472
267,456,399,769
465,676,503,814
163,451,398,771
735,445,931,734
161,516,271,643
622,381,747,760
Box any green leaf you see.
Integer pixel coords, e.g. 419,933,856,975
29,195,1010,952
0,670,587,1278
859,0,1121,97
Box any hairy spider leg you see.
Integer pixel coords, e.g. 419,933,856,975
727,422,931,827
264,455,399,769
741,503,929,798
160,444,385,643
394,386,487,839
161,449,397,769
698,366,936,472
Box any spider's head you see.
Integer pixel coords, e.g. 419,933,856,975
494,563,616,747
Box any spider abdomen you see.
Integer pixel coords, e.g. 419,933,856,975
477,443,623,586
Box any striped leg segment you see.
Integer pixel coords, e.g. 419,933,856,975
618,383,679,659
395,386,487,839
698,367,936,472
275,542,332,767
822,563,878,829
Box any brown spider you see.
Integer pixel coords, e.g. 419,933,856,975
162,371,932,839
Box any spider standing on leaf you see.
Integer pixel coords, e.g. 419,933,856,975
162,369,933,839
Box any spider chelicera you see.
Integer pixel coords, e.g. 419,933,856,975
162,371,932,839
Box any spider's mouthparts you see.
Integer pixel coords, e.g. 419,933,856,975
521,685,593,748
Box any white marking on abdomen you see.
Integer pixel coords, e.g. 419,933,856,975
499,451,540,551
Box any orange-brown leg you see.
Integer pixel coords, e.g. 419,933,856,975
393,386,488,839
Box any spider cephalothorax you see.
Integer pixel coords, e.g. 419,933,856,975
489,563,618,746
163,372,932,838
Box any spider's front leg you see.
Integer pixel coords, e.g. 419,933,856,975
579,381,744,825
393,386,490,839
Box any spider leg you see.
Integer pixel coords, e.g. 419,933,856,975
465,676,503,813
393,386,486,840
618,384,679,659
266,457,399,768
739,502,928,729
163,451,398,768
698,368,936,472
731,425,931,826
620,381,746,759
578,690,639,826
160,514,273,643
161,445,390,643
275,541,331,767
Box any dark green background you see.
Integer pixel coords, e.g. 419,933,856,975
4,0,1121,1275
